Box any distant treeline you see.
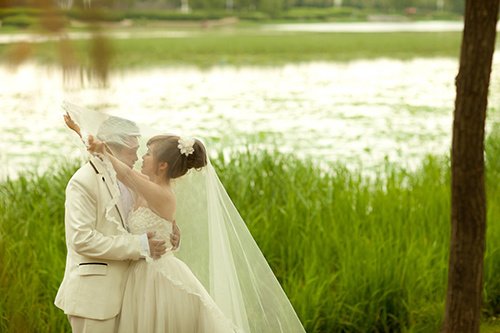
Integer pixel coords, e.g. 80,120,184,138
0,0,465,19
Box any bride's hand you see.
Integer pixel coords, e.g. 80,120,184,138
63,112,82,139
87,135,107,154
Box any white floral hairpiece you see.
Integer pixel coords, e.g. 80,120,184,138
177,137,195,156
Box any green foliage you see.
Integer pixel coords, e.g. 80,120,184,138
0,7,42,18
0,0,470,15
2,135,500,332
278,7,356,20
189,0,226,11
0,31,462,68
483,125,500,319
124,9,227,20
422,10,462,20
66,8,126,22
237,11,270,20
212,150,453,332
0,2,467,26
68,9,230,21
1,13,38,27
0,163,78,332
256,0,284,17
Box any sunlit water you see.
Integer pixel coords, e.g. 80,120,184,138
263,21,500,33
2,21,494,44
1,55,500,180
2,21,499,44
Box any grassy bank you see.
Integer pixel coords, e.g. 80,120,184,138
0,31,464,68
2,135,500,332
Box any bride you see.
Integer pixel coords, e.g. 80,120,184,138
64,108,305,333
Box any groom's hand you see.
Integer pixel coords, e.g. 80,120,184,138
170,220,181,251
147,232,167,260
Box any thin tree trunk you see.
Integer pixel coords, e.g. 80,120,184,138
442,1,499,332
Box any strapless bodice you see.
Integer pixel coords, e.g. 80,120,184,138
127,207,173,242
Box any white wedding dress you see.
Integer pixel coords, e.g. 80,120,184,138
117,206,239,333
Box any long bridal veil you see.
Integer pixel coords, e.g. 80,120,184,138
64,102,305,333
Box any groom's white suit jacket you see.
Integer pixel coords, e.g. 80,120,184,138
55,156,146,320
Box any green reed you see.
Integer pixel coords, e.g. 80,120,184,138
212,151,452,332
2,141,500,332
0,164,76,333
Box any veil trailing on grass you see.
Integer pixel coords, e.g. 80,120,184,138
63,102,305,333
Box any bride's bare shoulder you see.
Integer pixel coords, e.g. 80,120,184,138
147,186,175,221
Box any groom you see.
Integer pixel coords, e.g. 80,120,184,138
55,115,179,333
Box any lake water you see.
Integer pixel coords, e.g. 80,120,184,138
1,54,500,180
3,21,500,45
263,21,500,33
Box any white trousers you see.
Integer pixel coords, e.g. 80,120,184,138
68,315,118,333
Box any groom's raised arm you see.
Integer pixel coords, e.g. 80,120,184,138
64,173,166,260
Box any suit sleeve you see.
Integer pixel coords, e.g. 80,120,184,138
65,176,146,261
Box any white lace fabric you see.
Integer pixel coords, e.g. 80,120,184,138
128,206,173,241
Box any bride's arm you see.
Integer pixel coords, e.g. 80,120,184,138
64,112,82,139
87,135,172,216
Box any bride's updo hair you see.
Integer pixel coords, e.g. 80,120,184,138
147,135,207,179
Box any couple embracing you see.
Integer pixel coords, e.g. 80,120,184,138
54,106,305,333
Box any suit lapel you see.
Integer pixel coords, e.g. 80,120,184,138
89,157,127,230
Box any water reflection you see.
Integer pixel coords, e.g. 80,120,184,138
1,55,499,180
262,21,473,33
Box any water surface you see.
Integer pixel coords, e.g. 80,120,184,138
1,55,499,179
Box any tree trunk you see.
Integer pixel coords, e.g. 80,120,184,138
442,1,499,332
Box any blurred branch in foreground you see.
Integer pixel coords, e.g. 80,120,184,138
1,2,113,85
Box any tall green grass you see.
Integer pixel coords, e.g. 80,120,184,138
2,139,500,332
0,164,77,333
213,151,452,332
